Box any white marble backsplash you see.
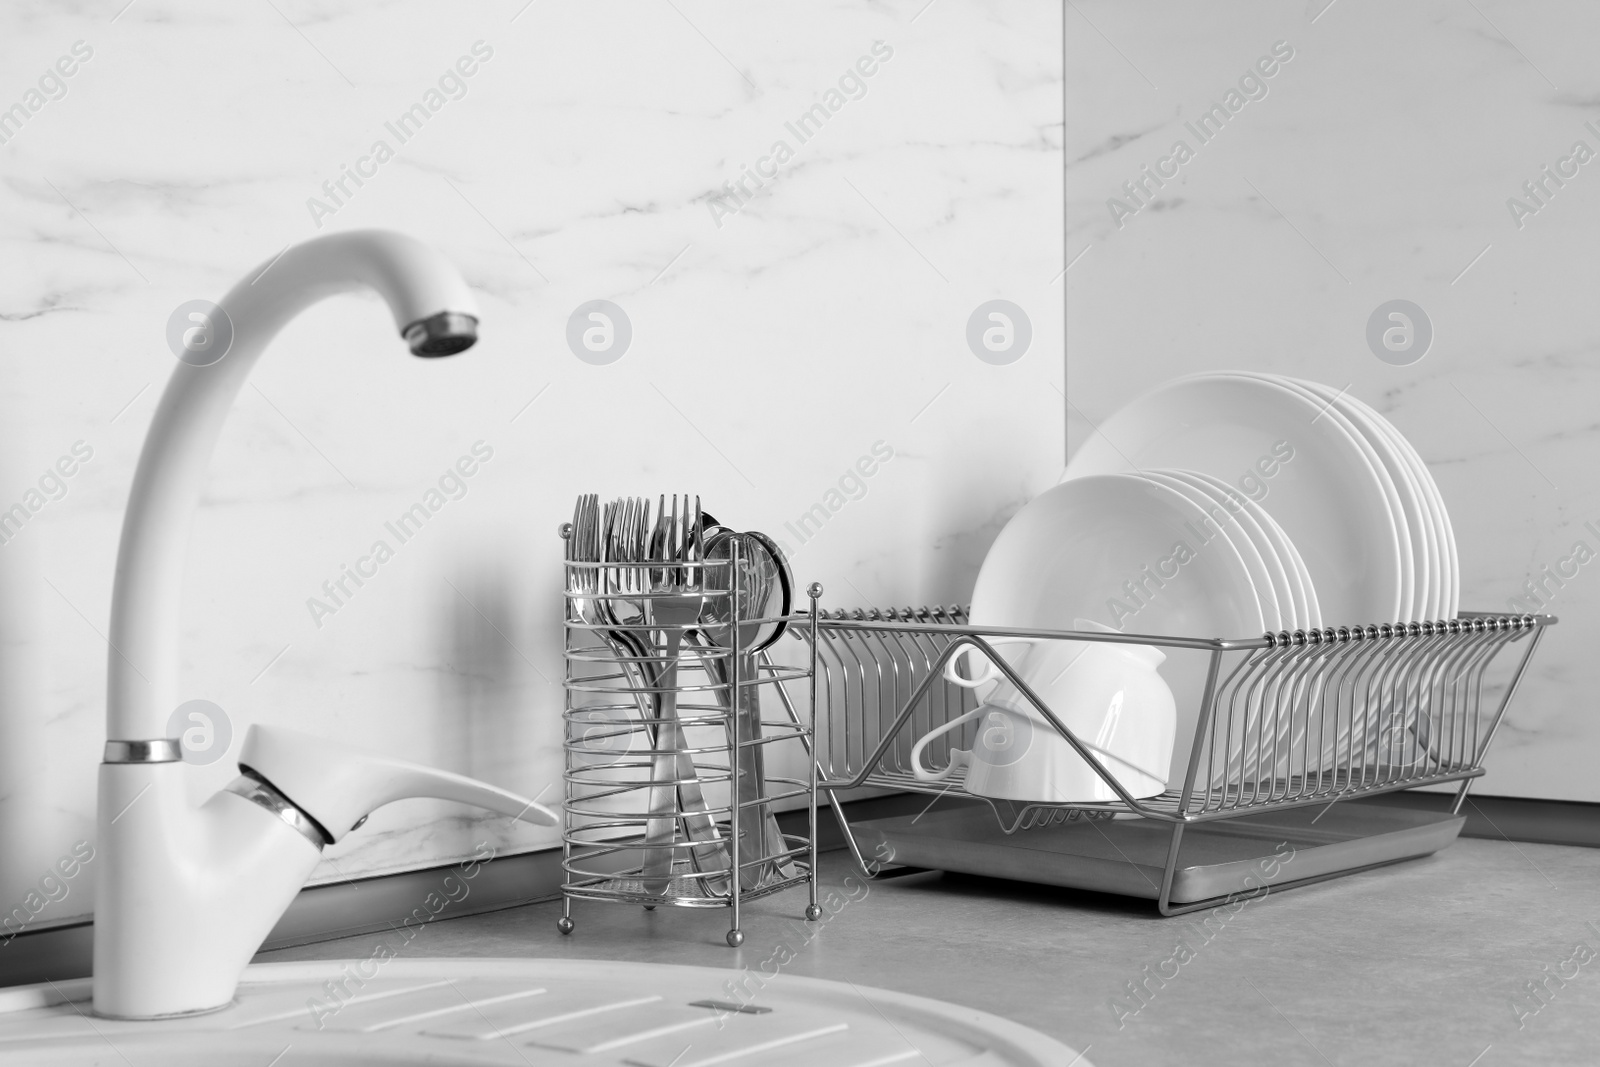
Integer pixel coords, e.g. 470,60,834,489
1065,0,1599,801
0,0,1062,926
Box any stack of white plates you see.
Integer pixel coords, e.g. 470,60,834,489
968,371,1458,788
1056,371,1457,628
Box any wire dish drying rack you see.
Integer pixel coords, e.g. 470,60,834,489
560,532,823,947
802,606,1553,915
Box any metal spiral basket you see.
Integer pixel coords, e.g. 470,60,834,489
802,605,1552,914
558,528,822,947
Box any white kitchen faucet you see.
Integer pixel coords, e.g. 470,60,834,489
93,230,556,1019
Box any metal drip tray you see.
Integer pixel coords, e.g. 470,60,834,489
853,800,1465,905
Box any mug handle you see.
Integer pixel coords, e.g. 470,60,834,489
911,708,985,782
942,638,1035,689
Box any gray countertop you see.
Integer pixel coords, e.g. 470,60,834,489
259,836,1600,1066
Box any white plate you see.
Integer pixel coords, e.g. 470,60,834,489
970,473,1265,639
1256,494,1323,629
1169,467,1318,630
1233,373,1416,623
1364,411,1441,620
1339,391,1457,619
1065,373,1406,626
971,474,1266,788
1294,378,1437,622
1166,466,1322,783
1141,469,1286,632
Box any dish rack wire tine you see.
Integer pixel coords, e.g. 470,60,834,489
800,607,1555,912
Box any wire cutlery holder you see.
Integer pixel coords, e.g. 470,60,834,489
559,530,822,947
807,606,1553,914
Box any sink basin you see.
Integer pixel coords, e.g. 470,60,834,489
0,958,1086,1066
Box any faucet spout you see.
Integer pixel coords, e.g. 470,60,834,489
106,230,479,743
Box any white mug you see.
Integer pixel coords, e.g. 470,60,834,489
911,620,1175,803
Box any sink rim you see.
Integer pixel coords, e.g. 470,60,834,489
0,956,1083,1065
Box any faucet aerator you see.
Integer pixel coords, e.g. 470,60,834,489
404,310,479,357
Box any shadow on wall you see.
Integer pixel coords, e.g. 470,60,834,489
437,559,528,850
0,425,72,931
0,442,41,915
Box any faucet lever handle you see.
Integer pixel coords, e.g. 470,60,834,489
239,725,557,843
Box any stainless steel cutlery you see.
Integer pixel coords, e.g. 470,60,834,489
563,493,792,900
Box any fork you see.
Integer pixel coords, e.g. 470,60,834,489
568,495,727,898
566,495,657,778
